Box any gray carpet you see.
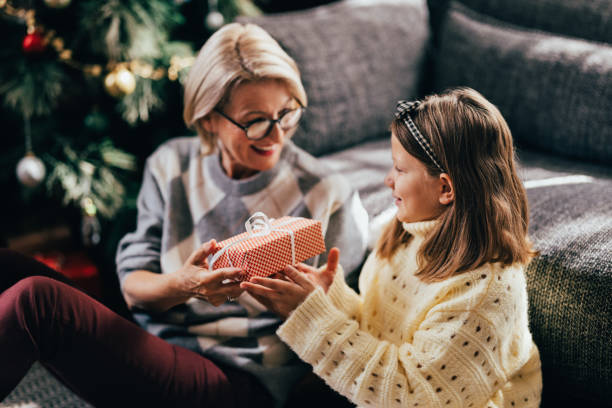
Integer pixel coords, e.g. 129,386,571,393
1,363,91,408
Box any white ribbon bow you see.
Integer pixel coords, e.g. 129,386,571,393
209,212,302,271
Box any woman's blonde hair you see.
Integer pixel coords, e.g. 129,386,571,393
183,23,307,153
376,87,537,282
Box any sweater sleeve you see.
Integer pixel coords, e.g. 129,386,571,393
325,265,362,321
278,287,507,408
115,161,165,286
317,187,369,291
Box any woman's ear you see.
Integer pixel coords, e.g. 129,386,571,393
199,115,215,135
439,173,455,205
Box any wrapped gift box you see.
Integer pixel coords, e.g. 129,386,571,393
209,214,326,281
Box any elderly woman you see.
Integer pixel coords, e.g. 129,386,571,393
0,23,366,408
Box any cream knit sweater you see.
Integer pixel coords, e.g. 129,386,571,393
278,220,542,408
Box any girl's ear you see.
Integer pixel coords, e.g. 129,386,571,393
439,173,455,205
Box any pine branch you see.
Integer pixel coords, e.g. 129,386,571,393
119,77,163,124
0,59,67,119
44,139,136,219
79,0,184,61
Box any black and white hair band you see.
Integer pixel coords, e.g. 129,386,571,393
394,100,446,173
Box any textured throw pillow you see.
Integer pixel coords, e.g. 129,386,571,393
433,2,612,165
241,0,430,156
428,0,612,44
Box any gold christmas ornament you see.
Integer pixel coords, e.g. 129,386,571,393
85,65,102,77
104,67,136,98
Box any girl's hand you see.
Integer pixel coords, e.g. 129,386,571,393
240,265,315,318
174,239,245,306
239,247,341,318
295,247,340,293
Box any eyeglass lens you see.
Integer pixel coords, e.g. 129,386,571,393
246,109,302,140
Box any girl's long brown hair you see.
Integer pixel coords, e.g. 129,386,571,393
376,87,537,282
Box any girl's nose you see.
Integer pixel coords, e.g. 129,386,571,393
384,170,394,188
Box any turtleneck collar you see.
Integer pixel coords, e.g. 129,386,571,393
204,140,294,196
402,219,438,238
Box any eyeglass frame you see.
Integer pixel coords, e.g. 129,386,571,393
213,103,305,141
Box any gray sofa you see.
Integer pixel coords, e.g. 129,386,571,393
3,0,610,407
249,1,612,406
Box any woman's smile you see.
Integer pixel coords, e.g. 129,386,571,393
251,144,278,156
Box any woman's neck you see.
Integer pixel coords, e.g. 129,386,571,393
219,147,258,180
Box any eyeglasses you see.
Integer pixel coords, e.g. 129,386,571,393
214,106,304,141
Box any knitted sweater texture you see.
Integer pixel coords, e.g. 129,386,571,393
278,220,542,408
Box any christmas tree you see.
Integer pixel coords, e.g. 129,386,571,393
0,0,260,252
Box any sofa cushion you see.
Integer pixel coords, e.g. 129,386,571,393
241,0,430,156
428,0,612,44
518,150,612,405
432,2,612,165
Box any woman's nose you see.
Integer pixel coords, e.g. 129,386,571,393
266,122,284,143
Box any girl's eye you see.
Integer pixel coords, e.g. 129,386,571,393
394,165,403,173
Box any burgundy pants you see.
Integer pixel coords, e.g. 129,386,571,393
0,249,272,407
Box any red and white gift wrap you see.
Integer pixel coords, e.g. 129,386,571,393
209,212,326,281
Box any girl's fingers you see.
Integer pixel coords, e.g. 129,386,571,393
281,265,312,288
295,263,316,274
240,281,281,299
239,282,276,309
249,276,294,291
268,272,289,281
326,247,340,272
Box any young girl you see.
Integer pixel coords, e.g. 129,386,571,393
242,87,543,408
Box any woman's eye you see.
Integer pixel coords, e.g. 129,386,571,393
246,117,267,126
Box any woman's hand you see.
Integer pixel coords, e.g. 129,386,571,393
174,239,245,306
240,247,341,318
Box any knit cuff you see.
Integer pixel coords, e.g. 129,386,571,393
277,287,348,362
327,266,361,318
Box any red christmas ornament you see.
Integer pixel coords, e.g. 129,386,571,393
23,31,46,54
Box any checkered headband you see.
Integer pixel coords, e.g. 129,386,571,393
394,100,445,173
